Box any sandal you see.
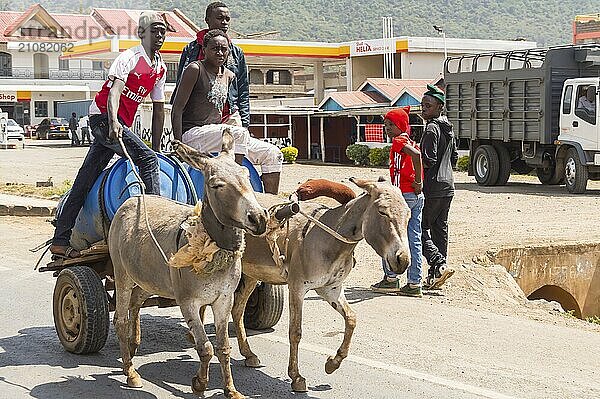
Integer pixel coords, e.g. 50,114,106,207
50,245,80,260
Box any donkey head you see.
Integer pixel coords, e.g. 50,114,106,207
350,177,410,275
172,130,268,236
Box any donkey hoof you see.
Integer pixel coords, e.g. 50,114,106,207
325,356,340,374
192,376,208,394
226,389,246,399
126,374,143,388
244,355,261,368
291,376,307,392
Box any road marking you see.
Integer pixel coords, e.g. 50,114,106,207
259,334,520,399
0,266,11,272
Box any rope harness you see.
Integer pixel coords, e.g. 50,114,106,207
106,139,360,278
169,203,244,276
118,137,170,264
262,195,361,279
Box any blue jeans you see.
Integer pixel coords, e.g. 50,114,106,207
52,114,160,246
382,192,424,285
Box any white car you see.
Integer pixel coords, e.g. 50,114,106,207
3,119,25,142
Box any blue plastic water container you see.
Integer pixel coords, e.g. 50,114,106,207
186,157,264,199
57,153,197,250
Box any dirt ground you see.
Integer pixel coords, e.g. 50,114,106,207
2,141,600,330
280,163,600,329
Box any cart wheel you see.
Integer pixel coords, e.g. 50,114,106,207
244,282,284,330
53,266,109,354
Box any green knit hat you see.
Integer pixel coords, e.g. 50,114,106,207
424,84,445,104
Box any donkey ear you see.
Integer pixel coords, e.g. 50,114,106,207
172,139,210,169
221,128,235,156
349,177,377,194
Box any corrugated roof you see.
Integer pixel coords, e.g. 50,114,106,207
0,11,24,40
0,4,195,43
52,14,104,40
3,4,40,36
326,91,388,108
92,8,194,38
361,78,434,101
92,9,136,36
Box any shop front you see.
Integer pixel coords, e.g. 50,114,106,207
0,90,31,127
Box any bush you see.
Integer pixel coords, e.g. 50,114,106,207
456,155,469,172
346,144,370,166
368,146,391,167
281,146,298,163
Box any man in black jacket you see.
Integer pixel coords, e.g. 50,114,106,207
69,112,80,146
420,84,458,289
174,1,282,193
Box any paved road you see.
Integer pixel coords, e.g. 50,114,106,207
1,140,600,398
1,217,599,399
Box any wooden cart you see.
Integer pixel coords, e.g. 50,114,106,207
39,242,284,354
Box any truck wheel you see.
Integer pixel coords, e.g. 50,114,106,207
473,145,499,186
53,266,109,354
493,144,511,186
564,148,588,194
536,164,562,185
511,159,533,174
243,282,284,330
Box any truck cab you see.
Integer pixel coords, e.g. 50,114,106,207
557,78,600,192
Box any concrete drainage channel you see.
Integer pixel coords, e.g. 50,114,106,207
489,243,600,319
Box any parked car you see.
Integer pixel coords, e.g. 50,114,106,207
36,118,70,140
3,119,25,142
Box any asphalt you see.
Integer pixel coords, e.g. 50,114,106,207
0,193,57,217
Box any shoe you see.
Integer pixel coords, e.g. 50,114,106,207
422,281,442,290
370,278,400,293
397,284,422,298
50,245,80,260
426,264,455,289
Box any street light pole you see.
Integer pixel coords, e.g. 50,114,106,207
382,17,394,79
433,25,447,64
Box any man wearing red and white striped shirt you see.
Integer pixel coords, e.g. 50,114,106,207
371,106,425,297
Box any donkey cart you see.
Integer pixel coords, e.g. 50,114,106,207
38,153,284,354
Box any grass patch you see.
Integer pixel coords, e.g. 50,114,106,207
586,315,600,325
456,155,469,172
0,180,72,199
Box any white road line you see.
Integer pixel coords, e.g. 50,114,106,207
259,334,520,399
0,266,11,272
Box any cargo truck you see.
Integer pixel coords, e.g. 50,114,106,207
445,45,600,193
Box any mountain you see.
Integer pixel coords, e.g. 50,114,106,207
17,0,600,46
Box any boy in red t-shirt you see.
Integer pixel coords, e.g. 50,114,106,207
371,106,425,297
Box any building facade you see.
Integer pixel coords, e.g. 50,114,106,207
573,14,600,44
0,4,196,127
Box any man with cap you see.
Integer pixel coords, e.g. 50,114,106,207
419,84,458,289
174,1,283,194
370,106,425,297
49,12,168,259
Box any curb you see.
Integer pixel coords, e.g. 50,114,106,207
0,204,56,217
